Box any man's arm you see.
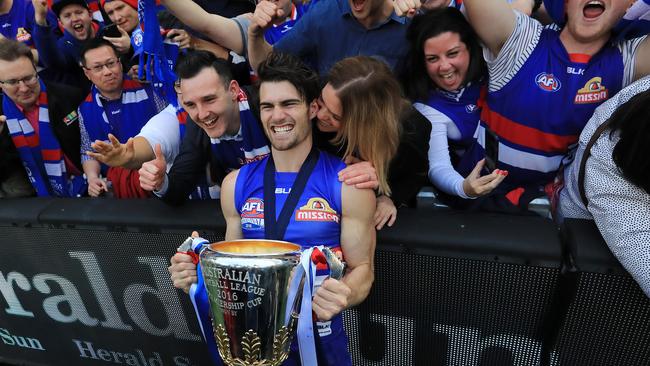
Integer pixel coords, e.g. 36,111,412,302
248,1,281,72
463,0,517,56
312,184,376,321
160,0,245,54
88,134,154,170
633,37,650,82
220,169,243,241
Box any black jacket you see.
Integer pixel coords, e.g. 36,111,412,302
0,81,85,179
162,86,260,205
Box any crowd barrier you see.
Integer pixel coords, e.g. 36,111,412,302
0,198,648,366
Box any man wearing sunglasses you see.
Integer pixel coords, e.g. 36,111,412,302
77,37,164,197
0,39,86,197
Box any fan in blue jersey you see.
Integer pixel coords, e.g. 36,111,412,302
405,7,507,207
169,53,376,366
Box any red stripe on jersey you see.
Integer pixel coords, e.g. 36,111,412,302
480,104,578,153
42,149,62,161
123,79,144,90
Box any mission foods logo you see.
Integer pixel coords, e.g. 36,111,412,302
535,73,561,92
574,77,608,104
295,198,339,223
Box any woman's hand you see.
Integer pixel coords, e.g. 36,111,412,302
338,156,379,190
462,159,508,198
374,195,397,230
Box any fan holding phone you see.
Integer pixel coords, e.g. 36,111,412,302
405,8,507,203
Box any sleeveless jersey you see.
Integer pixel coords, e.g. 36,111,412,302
234,150,352,366
472,27,625,190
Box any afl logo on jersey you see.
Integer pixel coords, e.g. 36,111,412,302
241,198,264,230
295,198,340,223
535,73,561,92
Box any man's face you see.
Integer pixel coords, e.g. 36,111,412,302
82,45,123,97
0,56,41,109
564,0,633,43
103,0,138,33
59,4,93,41
259,80,316,152
347,0,385,22
180,67,240,139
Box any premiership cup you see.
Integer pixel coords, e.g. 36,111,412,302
199,239,302,366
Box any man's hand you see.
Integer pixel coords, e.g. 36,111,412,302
462,159,508,198
167,29,192,49
0,115,6,133
139,144,166,191
87,133,135,168
87,176,108,197
168,252,198,294
374,195,397,230
338,156,379,190
393,0,421,17
103,26,131,54
250,0,285,37
32,0,49,26
312,278,352,322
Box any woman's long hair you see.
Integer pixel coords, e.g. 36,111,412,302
327,56,403,196
403,7,486,101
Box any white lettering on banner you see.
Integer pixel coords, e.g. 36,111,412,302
73,340,163,365
0,252,201,342
347,312,560,366
0,328,45,350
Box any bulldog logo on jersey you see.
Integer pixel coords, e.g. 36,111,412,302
535,73,562,92
241,198,264,230
295,198,340,223
574,77,608,104
15,27,31,43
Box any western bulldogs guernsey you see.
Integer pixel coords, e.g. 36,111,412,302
234,150,352,366
472,26,627,192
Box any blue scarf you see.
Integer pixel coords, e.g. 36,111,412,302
3,80,86,197
209,90,270,171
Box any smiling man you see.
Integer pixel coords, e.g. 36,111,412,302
77,38,163,197
32,0,102,91
138,50,270,204
438,0,650,209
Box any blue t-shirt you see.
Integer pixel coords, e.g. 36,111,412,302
274,0,409,76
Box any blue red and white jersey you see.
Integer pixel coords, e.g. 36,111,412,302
421,82,482,149
0,0,56,47
470,27,626,190
264,2,307,45
234,150,344,249
209,90,270,171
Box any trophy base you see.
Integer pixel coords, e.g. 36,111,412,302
214,322,293,366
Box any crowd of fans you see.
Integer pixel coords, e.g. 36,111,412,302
0,0,649,295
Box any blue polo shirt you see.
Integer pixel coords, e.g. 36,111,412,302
274,0,409,76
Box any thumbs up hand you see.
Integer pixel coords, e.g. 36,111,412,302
139,144,167,192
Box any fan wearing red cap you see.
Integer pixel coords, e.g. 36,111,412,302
100,0,138,33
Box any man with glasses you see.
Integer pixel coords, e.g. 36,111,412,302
0,39,86,197
77,38,164,197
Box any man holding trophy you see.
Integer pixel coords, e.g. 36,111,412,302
169,52,376,365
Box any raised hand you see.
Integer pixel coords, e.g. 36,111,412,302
103,25,131,54
32,0,49,26
87,133,135,168
393,0,422,17
250,0,286,37
166,29,192,49
462,158,508,198
139,144,167,192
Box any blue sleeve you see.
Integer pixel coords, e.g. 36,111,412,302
33,24,73,69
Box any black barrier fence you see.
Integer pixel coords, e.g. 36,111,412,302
0,198,648,366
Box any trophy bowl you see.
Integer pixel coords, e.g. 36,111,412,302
199,239,302,366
